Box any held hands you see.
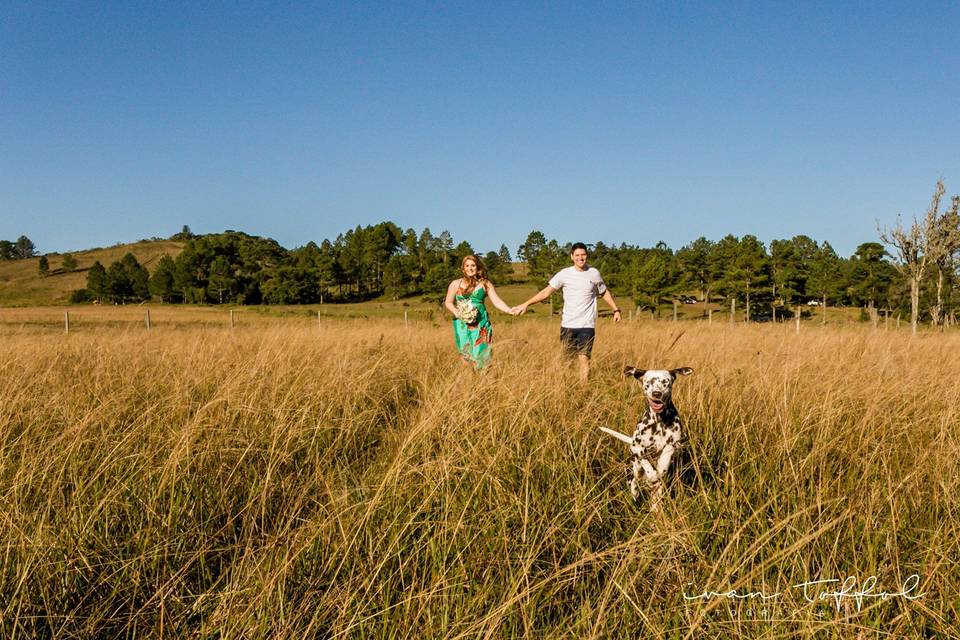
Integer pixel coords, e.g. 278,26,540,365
510,304,528,316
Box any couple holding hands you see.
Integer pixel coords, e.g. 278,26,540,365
443,243,622,379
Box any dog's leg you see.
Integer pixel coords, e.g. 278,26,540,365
648,445,676,513
637,458,658,483
655,444,676,478
628,457,643,500
649,480,665,512
636,457,663,510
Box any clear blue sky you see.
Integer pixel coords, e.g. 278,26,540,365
3,1,959,258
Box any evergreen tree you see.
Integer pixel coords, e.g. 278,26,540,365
436,230,454,265
207,256,235,304
383,254,410,297
120,253,150,301
727,235,770,320
86,261,108,304
62,254,78,270
38,256,49,276
171,225,194,241
149,255,177,302
848,242,895,310
807,242,844,309
517,230,546,265
107,261,132,303
628,243,680,315
676,237,715,302
15,236,36,259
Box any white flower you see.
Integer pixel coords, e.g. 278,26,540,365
456,298,479,324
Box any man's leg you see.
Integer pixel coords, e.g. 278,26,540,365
577,354,590,381
577,328,595,381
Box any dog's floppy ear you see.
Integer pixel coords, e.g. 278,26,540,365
624,366,646,379
670,367,694,377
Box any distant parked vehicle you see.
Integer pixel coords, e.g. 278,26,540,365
682,296,698,304
807,300,821,306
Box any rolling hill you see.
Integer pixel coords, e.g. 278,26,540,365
0,240,185,306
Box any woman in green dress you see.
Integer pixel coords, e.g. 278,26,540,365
444,254,515,369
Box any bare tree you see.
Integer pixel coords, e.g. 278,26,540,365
928,195,960,330
879,180,946,335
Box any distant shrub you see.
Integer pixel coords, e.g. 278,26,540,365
69,288,93,303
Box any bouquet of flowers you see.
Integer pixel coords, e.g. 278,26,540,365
455,298,479,325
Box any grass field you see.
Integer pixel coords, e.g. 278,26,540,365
1,311,956,638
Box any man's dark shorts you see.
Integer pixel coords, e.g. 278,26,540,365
560,327,595,358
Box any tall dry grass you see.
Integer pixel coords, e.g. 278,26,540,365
0,317,957,638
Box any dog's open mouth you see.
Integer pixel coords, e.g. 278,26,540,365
647,398,665,413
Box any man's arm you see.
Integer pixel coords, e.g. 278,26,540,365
601,289,622,322
513,285,557,315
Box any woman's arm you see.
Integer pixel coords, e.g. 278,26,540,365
515,284,557,314
483,281,514,314
444,279,461,317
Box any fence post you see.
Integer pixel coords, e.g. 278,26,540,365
730,299,735,325
230,309,235,329
708,309,713,324
145,309,151,331
673,300,678,322
317,310,321,331
404,310,409,328
64,311,70,334
896,313,901,328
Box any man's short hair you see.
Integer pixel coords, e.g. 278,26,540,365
570,242,588,254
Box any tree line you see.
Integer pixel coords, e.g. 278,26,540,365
520,230,901,320
76,225,512,305
62,180,960,329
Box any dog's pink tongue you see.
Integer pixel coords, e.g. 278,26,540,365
648,399,664,412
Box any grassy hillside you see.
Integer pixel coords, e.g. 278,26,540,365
0,240,184,306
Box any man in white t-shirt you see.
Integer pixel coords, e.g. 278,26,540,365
514,243,621,380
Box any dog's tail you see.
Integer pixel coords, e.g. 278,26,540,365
599,426,633,446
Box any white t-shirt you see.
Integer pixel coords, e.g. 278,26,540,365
548,266,607,329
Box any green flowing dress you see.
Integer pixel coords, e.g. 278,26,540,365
453,285,493,368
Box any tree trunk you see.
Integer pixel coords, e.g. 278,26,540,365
910,277,920,335
934,267,945,331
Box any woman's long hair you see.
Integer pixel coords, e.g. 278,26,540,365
459,254,488,292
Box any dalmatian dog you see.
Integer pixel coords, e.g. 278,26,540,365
600,366,693,511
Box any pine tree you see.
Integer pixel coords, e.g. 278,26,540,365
15,236,36,259
86,261,108,304
38,255,49,276
149,255,177,303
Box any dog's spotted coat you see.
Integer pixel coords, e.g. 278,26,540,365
623,366,693,511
